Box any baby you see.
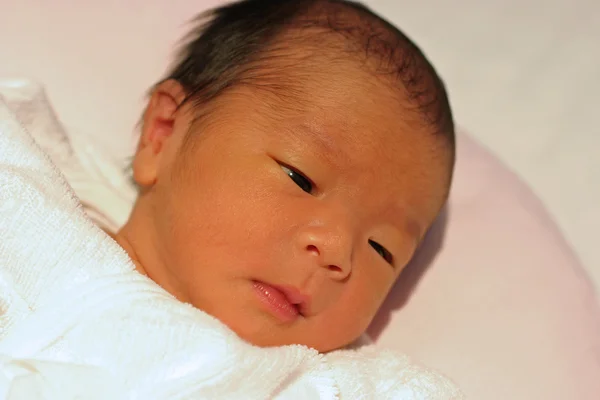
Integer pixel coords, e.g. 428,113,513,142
108,0,454,353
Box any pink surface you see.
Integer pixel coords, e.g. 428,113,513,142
369,133,600,398
1,1,599,398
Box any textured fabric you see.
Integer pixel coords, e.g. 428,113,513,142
0,79,136,233
0,85,463,399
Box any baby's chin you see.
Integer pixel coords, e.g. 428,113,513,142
224,317,363,353
242,333,358,353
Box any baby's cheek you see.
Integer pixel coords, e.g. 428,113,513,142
313,308,372,351
356,286,388,326
327,279,388,343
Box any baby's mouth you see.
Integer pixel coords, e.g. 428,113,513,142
251,281,308,322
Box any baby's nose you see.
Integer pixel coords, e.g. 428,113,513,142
299,228,353,281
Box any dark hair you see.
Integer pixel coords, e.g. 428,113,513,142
161,0,455,149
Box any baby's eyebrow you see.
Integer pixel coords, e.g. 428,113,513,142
398,214,423,243
382,199,425,248
291,122,352,167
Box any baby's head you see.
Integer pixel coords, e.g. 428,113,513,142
119,0,454,352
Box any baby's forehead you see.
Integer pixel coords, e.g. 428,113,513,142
210,59,423,153
226,83,435,172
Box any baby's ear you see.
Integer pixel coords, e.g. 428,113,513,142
133,79,186,187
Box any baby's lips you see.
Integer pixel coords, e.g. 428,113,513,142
271,284,312,316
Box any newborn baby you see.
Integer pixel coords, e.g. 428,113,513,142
108,0,454,353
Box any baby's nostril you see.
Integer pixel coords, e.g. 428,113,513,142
306,244,319,254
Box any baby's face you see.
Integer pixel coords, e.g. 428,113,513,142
124,66,451,352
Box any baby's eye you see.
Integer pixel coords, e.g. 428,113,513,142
280,164,313,194
369,240,394,266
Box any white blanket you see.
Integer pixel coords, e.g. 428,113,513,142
0,83,463,399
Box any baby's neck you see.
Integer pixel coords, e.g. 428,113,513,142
102,227,148,277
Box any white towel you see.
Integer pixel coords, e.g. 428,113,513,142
0,79,463,399
0,78,137,233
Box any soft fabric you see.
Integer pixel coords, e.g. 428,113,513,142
0,87,463,399
0,2,599,399
0,79,136,233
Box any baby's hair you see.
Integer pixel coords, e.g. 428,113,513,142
161,0,455,149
